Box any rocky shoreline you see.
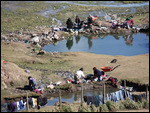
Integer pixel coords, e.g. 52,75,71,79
1,20,149,50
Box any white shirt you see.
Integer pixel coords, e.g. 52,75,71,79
76,70,85,79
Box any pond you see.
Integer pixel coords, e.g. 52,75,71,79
42,33,149,56
47,88,118,106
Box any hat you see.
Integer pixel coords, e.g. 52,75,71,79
93,67,97,70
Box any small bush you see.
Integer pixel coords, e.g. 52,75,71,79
141,100,149,109
60,105,73,112
99,104,109,112
118,101,126,110
106,101,119,112
90,104,98,112
78,105,90,112
123,98,140,110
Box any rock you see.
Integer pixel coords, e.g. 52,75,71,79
56,81,62,86
54,34,59,40
30,36,40,43
37,50,46,55
43,31,49,35
46,84,54,89
31,34,38,37
25,69,30,74
75,31,78,35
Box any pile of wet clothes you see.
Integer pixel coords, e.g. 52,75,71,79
1,96,47,112
83,89,147,107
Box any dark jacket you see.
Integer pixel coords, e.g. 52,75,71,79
66,18,73,29
88,17,93,25
75,18,81,25
94,69,101,77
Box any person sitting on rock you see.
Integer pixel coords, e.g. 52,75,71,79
28,76,36,91
74,68,85,84
126,16,134,29
123,16,134,29
87,15,93,28
111,20,118,29
75,15,81,29
66,18,74,32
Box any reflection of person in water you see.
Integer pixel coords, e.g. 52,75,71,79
123,34,134,46
75,35,81,44
88,37,92,49
66,37,73,50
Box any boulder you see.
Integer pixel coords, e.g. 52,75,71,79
31,34,38,37
46,84,54,89
25,69,30,74
54,34,59,40
30,36,40,43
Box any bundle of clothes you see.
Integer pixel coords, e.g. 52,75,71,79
1,96,47,112
83,89,147,107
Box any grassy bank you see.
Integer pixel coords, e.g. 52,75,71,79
1,41,149,87
27,97,149,112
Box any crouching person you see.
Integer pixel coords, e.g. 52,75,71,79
74,68,85,84
28,76,36,91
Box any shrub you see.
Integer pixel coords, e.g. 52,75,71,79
117,101,126,110
60,105,73,112
106,101,119,112
99,104,109,112
90,104,98,112
123,98,140,110
78,105,90,112
141,100,149,109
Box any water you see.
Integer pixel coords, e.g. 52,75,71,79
45,1,149,7
47,88,117,106
42,33,149,56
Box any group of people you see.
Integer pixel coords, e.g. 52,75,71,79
74,67,108,84
111,15,134,29
66,15,94,32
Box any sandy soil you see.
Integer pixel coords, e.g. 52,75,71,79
62,52,149,84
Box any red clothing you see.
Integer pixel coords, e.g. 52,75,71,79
127,19,134,26
34,89,44,94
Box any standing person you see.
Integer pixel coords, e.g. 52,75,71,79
74,68,85,84
28,76,36,91
87,15,93,28
93,67,102,82
126,16,134,29
75,15,81,29
66,18,73,32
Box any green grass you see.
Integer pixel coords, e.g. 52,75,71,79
1,1,51,33
117,1,147,4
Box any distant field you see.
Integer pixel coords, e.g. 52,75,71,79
1,1,149,33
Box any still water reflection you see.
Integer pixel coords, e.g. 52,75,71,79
47,88,118,106
42,33,149,56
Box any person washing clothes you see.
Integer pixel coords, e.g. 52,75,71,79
66,18,74,32
126,15,134,29
28,76,36,91
87,15,93,28
93,67,102,82
74,68,85,84
75,15,81,29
